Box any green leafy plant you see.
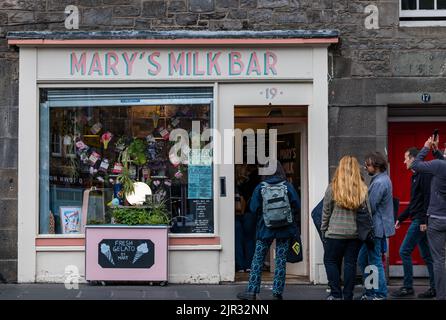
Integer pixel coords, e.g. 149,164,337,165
117,148,135,195
128,138,147,166
112,201,170,226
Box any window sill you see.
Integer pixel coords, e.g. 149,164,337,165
35,235,221,247
400,20,446,27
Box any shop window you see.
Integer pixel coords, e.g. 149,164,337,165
39,88,214,235
400,0,446,26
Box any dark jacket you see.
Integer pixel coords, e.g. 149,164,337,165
397,172,432,224
249,176,300,240
411,147,446,219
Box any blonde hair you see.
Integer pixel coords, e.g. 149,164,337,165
332,156,368,210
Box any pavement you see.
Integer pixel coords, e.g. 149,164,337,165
0,281,436,300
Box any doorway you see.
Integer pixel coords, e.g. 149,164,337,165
388,121,446,278
233,105,309,283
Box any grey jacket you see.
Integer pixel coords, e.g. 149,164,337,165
368,171,395,238
411,147,446,219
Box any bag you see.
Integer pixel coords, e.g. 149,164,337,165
260,181,293,229
356,197,375,246
287,234,303,263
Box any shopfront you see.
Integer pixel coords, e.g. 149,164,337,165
8,30,337,284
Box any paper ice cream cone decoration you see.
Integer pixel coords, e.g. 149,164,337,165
151,112,160,128
100,243,115,265
100,132,113,150
133,243,149,264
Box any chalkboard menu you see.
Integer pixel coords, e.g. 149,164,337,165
98,239,154,269
189,199,214,233
187,165,212,199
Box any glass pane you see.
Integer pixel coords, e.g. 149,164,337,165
438,0,446,9
419,0,435,9
39,89,214,234
401,0,417,9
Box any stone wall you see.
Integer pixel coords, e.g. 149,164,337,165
2,0,446,281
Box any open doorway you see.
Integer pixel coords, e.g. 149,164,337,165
234,105,309,283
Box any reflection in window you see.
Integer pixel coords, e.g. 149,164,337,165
39,89,214,235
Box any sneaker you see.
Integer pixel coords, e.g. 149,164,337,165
418,288,436,299
391,287,415,298
371,295,386,300
354,293,370,300
245,268,251,273
237,292,257,300
236,269,245,273
326,295,342,300
272,293,283,300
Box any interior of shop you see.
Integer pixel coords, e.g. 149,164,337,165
234,105,309,283
40,88,214,235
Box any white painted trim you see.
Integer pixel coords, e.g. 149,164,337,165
309,47,330,285
400,10,446,17
36,234,85,238
18,48,38,283
36,246,85,252
400,20,446,27
389,117,446,122
168,245,222,251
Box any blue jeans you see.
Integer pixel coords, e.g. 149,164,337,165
247,239,289,295
324,238,362,300
400,219,435,289
358,237,388,298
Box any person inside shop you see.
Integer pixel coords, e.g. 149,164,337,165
321,156,369,300
357,152,395,300
235,164,249,272
391,147,437,299
411,135,446,300
237,161,300,300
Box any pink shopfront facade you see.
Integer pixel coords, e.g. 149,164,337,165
8,30,337,284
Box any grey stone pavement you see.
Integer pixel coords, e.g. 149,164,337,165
0,280,434,300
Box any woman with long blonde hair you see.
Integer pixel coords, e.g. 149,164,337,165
321,155,370,300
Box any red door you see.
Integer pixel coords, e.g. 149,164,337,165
388,122,446,268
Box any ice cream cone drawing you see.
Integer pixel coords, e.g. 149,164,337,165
100,243,115,265
100,132,113,150
133,242,149,264
151,111,160,128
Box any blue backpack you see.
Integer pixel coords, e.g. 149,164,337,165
260,181,293,228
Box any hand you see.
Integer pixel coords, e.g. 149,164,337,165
433,134,440,151
395,220,401,229
424,137,433,149
420,224,427,232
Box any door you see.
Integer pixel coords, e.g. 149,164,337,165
273,123,308,276
388,122,446,277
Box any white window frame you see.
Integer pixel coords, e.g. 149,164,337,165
400,0,446,17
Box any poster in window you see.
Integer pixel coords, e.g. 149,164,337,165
60,206,82,234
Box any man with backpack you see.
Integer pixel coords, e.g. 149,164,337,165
237,162,300,300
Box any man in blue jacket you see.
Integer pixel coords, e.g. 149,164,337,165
411,137,446,300
357,152,395,300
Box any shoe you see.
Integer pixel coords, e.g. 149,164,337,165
391,287,414,298
272,293,283,300
326,295,342,300
237,292,257,300
245,268,251,272
370,295,386,300
354,293,369,300
236,269,245,273
418,288,436,299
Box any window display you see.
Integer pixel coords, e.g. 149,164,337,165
39,88,214,235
